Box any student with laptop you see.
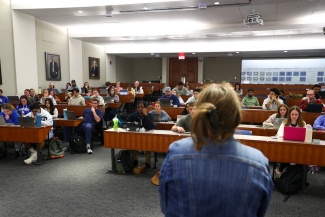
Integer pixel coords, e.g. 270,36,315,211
276,105,307,177
149,101,171,122
263,104,289,127
242,89,260,106
171,102,195,133
29,88,39,102
234,83,243,95
303,84,321,98
49,89,61,103
299,90,325,112
67,79,82,93
64,98,103,154
16,96,32,116
0,103,21,158
24,89,35,104
172,81,188,95
125,101,154,171
115,82,123,94
160,87,180,107
105,81,112,90
24,103,54,164
172,90,185,105
47,83,60,94
91,89,104,105
105,87,120,121
40,89,57,105
313,114,325,130
126,83,135,95
185,88,202,104
0,89,9,105
262,88,283,111
134,81,140,93
43,98,58,119
159,83,273,216
68,88,85,105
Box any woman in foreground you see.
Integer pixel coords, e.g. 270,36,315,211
159,82,273,217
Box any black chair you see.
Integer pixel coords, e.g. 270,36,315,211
91,119,104,148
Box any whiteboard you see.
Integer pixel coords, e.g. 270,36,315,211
241,58,325,85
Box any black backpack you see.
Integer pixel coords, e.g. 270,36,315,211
115,150,134,173
274,165,304,195
68,134,87,154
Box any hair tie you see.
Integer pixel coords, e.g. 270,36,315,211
208,107,219,133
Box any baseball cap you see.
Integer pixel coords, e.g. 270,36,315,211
49,83,53,85
165,87,171,91
71,80,76,83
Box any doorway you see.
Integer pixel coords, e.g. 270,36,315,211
168,58,198,88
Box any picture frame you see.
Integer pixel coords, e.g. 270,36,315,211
45,52,61,81
89,57,100,79
0,60,2,85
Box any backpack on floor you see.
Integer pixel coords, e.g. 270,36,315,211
274,165,304,195
0,147,6,160
49,137,64,158
68,134,87,154
115,150,134,173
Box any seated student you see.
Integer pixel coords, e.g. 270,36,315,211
87,89,93,96
105,87,120,121
262,88,283,110
242,89,260,106
115,82,123,94
0,103,21,158
16,96,31,116
105,81,112,90
263,104,289,127
149,101,171,122
185,88,202,104
134,81,140,93
159,83,273,216
49,89,61,103
64,91,71,103
127,83,135,95
24,89,35,104
276,106,307,177
91,89,104,105
313,114,325,130
171,102,195,132
29,88,39,102
64,98,103,154
299,90,325,112
126,101,154,171
303,84,321,98
23,103,54,164
234,83,243,95
172,90,184,105
0,89,9,104
319,84,325,99
186,84,193,95
82,82,90,94
181,103,190,115
47,83,60,94
66,82,71,89
68,88,85,105
279,90,287,105
43,98,58,119
67,80,82,93
40,89,57,105
160,87,180,107
172,81,188,95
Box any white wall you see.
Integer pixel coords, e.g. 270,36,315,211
133,58,162,82
162,57,168,85
116,56,133,83
69,38,82,86
0,0,16,95
204,57,241,82
106,54,116,83
198,57,203,83
82,42,106,88
12,10,38,95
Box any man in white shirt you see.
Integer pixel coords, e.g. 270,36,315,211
262,88,283,111
185,88,202,104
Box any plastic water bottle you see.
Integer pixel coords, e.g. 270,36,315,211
113,115,118,130
63,108,67,120
36,111,41,127
38,87,41,94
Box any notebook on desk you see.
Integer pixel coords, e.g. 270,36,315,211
103,96,113,103
283,126,306,141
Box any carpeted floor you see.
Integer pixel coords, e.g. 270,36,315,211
1,142,325,217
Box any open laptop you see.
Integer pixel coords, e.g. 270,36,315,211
177,115,185,123
283,126,306,141
103,96,114,104
65,111,78,120
120,89,128,95
306,104,323,113
18,117,36,127
153,114,160,122
160,98,171,107
0,115,7,125
273,118,286,129
100,89,108,95
126,122,140,131
8,96,20,103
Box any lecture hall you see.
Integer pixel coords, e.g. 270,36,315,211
1,0,325,216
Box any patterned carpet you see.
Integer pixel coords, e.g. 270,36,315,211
1,142,325,217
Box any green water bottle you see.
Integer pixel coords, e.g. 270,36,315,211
113,116,118,130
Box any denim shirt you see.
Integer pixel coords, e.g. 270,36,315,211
159,137,273,217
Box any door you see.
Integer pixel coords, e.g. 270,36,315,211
169,58,198,89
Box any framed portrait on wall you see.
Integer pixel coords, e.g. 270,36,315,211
0,60,2,85
45,52,61,81
89,57,100,79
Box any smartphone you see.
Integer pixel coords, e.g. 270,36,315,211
271,136,277,139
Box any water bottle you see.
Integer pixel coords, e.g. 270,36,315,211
36,111,42,127
113,115,118,130
38,87,41,94
63,108,67,120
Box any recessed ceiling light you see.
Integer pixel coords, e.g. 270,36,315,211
284,51,288,52
149,37,156,39
236,52,240,53
192,53,196,54
228,34,232,36
288,36,291,38
78,11,83,13
288,31,292,32
143,7,149,10
151,53,154,55
214,2,220,4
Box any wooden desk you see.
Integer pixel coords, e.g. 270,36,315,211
155,121,175,130
39,93,65,102
118,95,134,103
106,103,122,109
40,105,104,116
135,94,145,99
0,125,52,165
147,106,183,119
180,95,191,102
54,118,83,128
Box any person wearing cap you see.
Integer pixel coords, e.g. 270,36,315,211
47,83,60,94
160,87,180,107
67,80,82,93
172,81,189,95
